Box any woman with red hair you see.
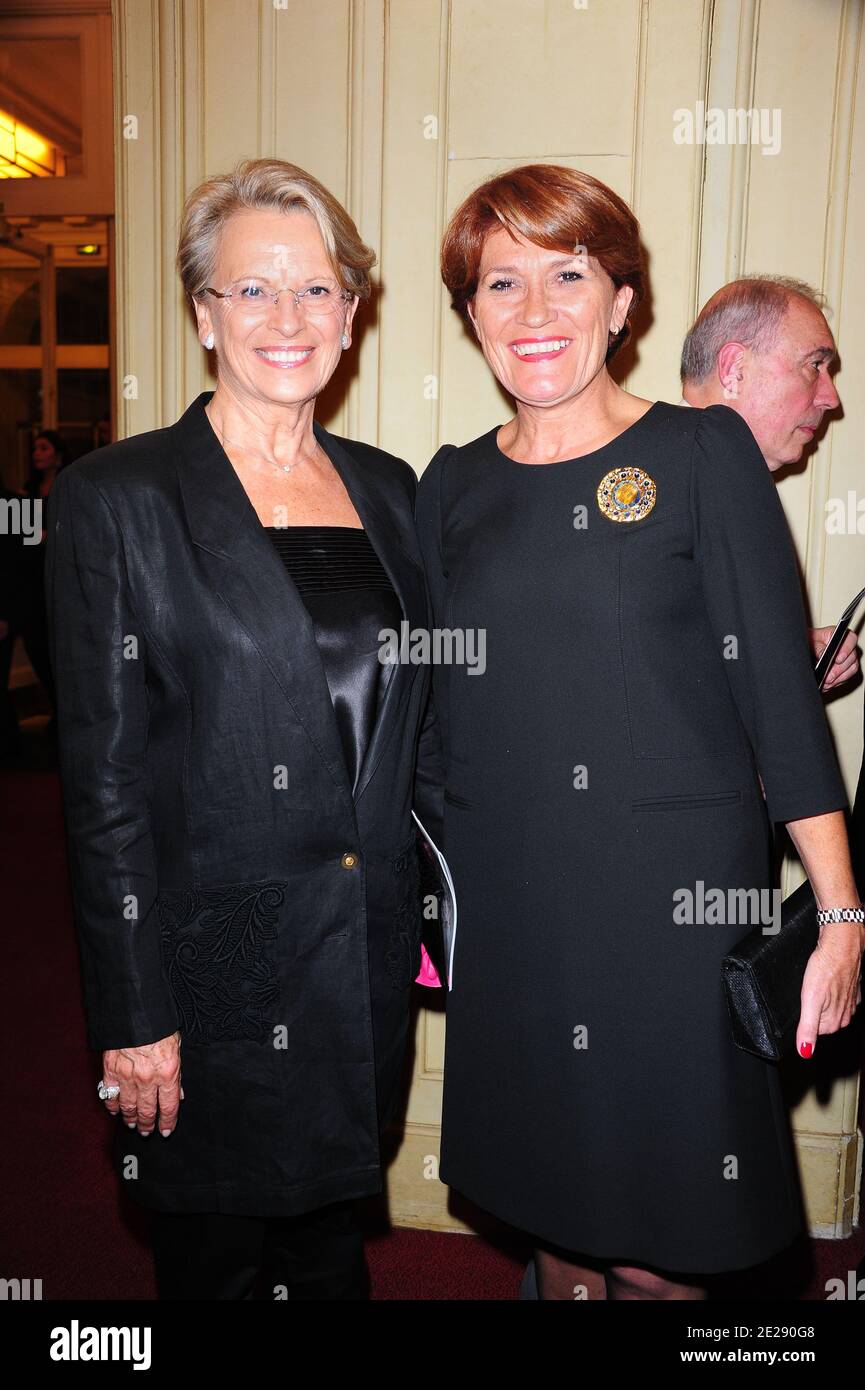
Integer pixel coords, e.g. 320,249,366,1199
416,164,862,1299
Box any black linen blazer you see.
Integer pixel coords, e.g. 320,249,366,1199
45,390,431,1215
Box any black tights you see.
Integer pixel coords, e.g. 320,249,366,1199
534,1245,707,1300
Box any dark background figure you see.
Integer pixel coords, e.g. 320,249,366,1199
0,430,67,759
0,482,24,761
15,429,67,734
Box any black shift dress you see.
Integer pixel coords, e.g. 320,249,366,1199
415,402,848,1274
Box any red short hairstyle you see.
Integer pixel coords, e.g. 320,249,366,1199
441,164,646,361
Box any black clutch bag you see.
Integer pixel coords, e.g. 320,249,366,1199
722,878,818,1061
722,582,865,1061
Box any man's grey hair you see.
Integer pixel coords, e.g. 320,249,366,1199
680,275,827,384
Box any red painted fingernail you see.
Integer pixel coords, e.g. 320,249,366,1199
800,1041,813,1058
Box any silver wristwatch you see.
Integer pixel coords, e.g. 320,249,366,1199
816,906,865,926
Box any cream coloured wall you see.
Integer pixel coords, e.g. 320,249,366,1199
113,0,865,1238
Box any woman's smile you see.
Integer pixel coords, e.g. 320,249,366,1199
509,337,573,362
253,344,317,368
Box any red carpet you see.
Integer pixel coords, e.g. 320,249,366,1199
2,731,863,1300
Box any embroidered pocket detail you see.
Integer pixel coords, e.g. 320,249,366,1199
158,881,286,1043
385,836,422,990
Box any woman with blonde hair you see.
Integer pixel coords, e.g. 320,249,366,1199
47,159,430,1300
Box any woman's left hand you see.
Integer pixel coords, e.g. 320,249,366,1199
811,625,860,689
796,923,863,1057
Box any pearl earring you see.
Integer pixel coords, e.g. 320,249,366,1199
204,331,214,350
341,333,349,349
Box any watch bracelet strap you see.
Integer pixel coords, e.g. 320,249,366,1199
816,906,865,925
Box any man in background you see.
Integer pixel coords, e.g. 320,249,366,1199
682,275,857,691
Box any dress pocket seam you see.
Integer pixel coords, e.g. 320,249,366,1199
444,789,473,808
631,790,742,812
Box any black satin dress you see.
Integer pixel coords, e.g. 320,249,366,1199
263,526,402,791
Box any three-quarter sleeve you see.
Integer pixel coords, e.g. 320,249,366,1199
691,404,847,824
44,466,180,1050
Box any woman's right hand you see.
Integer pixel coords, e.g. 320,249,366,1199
100,1031,183,1137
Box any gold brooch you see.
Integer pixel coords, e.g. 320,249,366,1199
596,467,657,523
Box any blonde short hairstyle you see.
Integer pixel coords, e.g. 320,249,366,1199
176,157,376,303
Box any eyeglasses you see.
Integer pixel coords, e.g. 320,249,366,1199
203,277,353,317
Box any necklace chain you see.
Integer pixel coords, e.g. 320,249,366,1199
207,406,317,478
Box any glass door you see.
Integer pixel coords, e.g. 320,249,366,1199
0,216,111,492
0,230,44,491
